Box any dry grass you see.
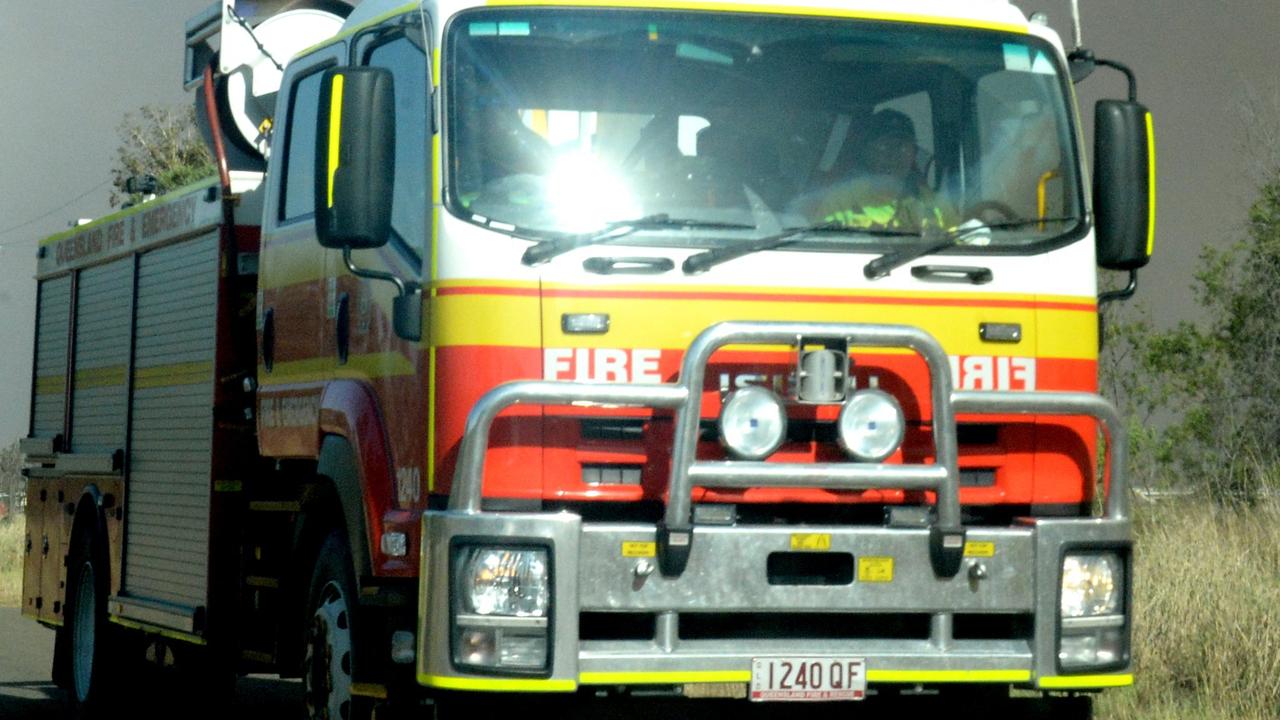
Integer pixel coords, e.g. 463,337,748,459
0,515,23,607
1097,498,1280,720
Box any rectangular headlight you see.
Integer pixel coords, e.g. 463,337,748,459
453,546,552,672
1058,550,1128,671
1060,552,1123,618
459,547,550,618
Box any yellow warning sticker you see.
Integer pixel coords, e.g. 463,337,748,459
964,541,996,558
622,542,656,558
790,533,832,551
858,557,894,583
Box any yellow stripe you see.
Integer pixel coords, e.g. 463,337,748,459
242,650,275,664
483,0,1028,33
1144,112,1156,257
134,362,214,390
1038,673,1133,689
261,351,417,385
75,366,127,390
328,74,345,209
867,669,1032,683
433,284,1097,361
578,669,1031,686
35,375,66,395
435,293,543,348
436,278,1084,306
418,674,577,692
351,683,388,699
580,671,751,685
109,616,209,646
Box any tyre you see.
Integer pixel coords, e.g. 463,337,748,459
303,531,369,720
62,523,114,717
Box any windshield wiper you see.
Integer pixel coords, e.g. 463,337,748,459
862,216,1081,280
520,214,755,266
682,222,915,274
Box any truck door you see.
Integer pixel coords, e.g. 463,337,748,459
258,44,346,458
320,21,433,512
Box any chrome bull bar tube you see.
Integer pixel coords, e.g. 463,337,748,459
449,320,1128,561
952,390,1129,522
665,321,960,531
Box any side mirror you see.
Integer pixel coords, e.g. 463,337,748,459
315,67,395,249
1094,100,1155,271
393,288,423,343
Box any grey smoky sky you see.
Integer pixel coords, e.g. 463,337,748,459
1,1,1278,442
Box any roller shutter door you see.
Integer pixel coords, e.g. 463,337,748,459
71,259,132,454
123,233,218,609
31,276,72,440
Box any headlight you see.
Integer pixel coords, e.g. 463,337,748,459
1060,553,1122,618
837,389,905,462
454,546,552,672
719,386,787,460
1058,551,1128,671
460,548,549,617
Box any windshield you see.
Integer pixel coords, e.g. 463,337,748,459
445,9,1083,250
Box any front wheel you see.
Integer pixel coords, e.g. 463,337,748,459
303,531,368,720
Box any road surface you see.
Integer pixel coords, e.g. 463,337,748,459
0,607,59,719
0,607,302,719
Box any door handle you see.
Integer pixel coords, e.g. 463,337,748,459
910,264,993,285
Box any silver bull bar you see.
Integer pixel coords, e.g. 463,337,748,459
450,321,1128,576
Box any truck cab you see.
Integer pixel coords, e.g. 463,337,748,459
25,0,1153,717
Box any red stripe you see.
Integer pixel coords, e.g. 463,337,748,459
436,285,1095,312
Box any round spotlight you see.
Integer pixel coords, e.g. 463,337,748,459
838,389,905,462
719,386,787,460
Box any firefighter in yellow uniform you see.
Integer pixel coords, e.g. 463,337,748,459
809,110,956,231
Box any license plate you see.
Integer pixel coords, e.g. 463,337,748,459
750,657,866,702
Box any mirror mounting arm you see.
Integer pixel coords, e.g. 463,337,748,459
341,247,422,342
1098,268,1138,308
1095,57,1137,102
342,246,406,296
1069,48,1138,103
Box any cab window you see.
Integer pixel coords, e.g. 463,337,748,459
280,69,326,222
366,36,429,265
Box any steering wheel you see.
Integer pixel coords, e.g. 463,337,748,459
968,200,1021,225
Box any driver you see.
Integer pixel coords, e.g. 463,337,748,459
807,110,955,230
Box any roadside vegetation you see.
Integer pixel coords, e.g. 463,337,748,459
0,440,24,607
109,104,213,208
1096,499,1280,720
0,515,21,607
1093,106,1280,719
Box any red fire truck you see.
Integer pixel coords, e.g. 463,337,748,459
22,0,1154,717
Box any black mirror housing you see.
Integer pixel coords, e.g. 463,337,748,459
315,67,395,250
393,288,423,342
1094,100,1155,271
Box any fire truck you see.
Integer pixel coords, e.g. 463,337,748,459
21,0,1154,717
